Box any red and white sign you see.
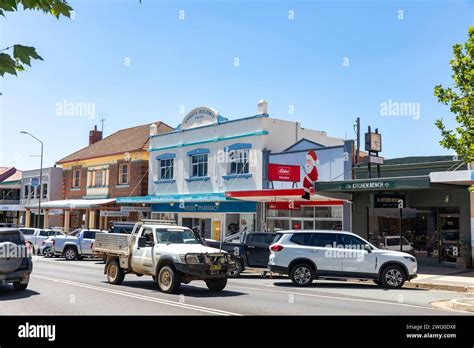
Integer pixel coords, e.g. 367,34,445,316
268,163,300,182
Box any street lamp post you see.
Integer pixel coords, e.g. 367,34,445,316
20,131,44,228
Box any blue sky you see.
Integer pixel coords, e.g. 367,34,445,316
1,0,473,170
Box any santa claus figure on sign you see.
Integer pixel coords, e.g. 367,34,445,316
302,150,319,200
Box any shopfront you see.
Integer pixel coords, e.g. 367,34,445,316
315,169,474,268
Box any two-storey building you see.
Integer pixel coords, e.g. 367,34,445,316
118,101,353,239
28,122,173,231
0,167,23,225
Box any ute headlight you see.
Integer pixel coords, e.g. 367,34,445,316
184,254,202,264
404,256,416,263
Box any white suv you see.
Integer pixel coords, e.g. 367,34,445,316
268,230,417,289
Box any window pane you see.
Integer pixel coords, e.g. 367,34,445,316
311,233,338,247
290,233,312,246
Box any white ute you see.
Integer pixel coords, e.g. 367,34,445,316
93,220,236,294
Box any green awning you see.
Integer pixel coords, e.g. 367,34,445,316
314,176,432,193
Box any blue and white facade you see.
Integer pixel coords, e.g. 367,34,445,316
118,102,351,239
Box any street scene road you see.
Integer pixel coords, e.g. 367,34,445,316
1,256,472,316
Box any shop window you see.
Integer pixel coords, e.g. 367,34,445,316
228,149,249,175
119,164,129,185
159,159,174,180
314,220,342,230
191,154,208,178
73,170,81,188
315,206,342,218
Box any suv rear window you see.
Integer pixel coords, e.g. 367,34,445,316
20,229,35,235
271,233,283,244
0,231,23,244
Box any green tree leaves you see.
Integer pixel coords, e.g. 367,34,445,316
0,0,72,76
434,26,474,166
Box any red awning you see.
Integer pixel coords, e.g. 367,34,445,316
225,188,346,205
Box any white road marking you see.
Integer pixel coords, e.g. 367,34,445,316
32,274,242,316
226,283,453,313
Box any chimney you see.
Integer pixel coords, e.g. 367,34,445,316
257,99,268,115
89,125,102,145
149,123,158,136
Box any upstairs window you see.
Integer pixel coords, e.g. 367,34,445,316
72,170,81,188
229,149,249,175
94,170,105,187
191,154,208,178
42,183,48,199
159,159,174,180
119,164,129,185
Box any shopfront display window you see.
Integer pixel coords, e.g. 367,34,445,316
266,205,343,232
226,213,255,236
368,207,460,264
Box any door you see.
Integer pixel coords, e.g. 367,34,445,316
307,233,343,273
35,230,50,249
80,231,97,255
338,234,377,275
438,213,460,263
130,227,155,274
246,233,275,268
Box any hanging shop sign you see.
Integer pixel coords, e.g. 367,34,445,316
374,194,405,208
120,206,151,213
268,163,301,182
100,211,130,217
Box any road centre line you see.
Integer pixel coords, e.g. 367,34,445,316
32,274,242,316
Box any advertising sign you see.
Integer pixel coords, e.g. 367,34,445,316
374,194,405,208
268,163,300,182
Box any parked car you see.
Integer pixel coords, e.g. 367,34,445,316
380,236,415,255
268,230,417,289
19,228,65,255
93,219,237,294
204,231,277,277
108,221,136,234
52,229,105,260
0,228,33,291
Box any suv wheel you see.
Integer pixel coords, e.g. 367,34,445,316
107,259,125,285
64,247,77,261
206,278,227,291
157,265,181,294
13,282,28,291
290,263,314,287
380,265,406,289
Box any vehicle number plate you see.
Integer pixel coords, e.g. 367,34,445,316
210,265,221,270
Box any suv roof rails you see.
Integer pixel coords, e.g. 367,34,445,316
139,219,177,225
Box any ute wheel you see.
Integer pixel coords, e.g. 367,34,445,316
157,265,181,294
380,265,406,289
227,260,243,278
206,278,227,291
290,263,314,287
107,259,125,285
64,247,78,261
13,282,28,291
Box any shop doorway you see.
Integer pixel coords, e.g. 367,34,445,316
368,207,460,265
182,218,212,239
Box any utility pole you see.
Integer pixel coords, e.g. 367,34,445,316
20,131,44,228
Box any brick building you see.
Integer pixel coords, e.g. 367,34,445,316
27,122,172,231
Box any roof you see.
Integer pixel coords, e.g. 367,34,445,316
57,121,173,164
276,229,353,234
0,167,22,182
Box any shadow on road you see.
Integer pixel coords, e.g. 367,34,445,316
0,285,40,301
102,279,247,298
272,280,426,291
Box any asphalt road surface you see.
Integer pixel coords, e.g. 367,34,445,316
1,256,473,316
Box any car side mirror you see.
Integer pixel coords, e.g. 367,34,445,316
364,244,372,253
137,237,146,248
